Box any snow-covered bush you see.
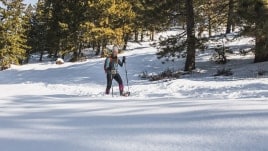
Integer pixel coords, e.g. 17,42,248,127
210,45,228,64
139,68,181,81
257,69,266,76
214,68,233,76
56,58,64,65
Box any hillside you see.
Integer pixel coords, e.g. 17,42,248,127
0,31,268,151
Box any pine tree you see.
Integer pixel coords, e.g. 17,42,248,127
130,0,178,42
110,0,135,50
0,0,28,70
238,0,268,63
156,0,196,71
226,0,236,34
55,0,88,61
195,0,230,37
29,0,136,60
24,4,34,63
81,0,135,56
29,0,48,61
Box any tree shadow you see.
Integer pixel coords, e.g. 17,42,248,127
1,95,268,151
0,60,106,85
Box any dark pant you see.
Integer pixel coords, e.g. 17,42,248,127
106,73,124,94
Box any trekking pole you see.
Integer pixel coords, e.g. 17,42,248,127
111,74,114,97
124,62,130,93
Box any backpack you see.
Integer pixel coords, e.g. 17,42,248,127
104,57,109,72
104,56,118,73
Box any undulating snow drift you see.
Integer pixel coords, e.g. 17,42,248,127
1,31,268,151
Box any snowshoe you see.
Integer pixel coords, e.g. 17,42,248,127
121,92,130,97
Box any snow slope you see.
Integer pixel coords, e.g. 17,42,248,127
1,32,268,151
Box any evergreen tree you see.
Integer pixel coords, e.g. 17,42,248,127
111,0,135,50
0,0,28,70
29,0,48,61
55,0,88,61
238,0,268,63
29,0,136,60
45,0,62,59
24,4,34,63
81,0,135,56
156,0,196,71
195,0,230,37
226,0,236,34
130,0,179,42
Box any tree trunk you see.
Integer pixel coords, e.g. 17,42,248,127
123,33,129,50
101,39,107,55
184,0,196,71
226,0,234,34
39,51,44,62
78,43,82,57
95,41,101,56
134,28,139,42
25,51,30,64
150,29,155,41
254,0,268,63
140,28,144,42
208,16,212,37
254,34,268,63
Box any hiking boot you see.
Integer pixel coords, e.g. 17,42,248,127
105,88,110,95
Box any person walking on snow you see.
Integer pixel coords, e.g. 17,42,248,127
104,46,126,95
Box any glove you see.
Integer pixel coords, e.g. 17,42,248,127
122,56,126,63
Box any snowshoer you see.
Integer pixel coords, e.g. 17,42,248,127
104,46,126,96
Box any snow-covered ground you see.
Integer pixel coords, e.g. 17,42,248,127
1,31,268,151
